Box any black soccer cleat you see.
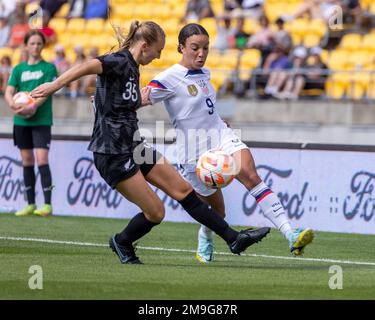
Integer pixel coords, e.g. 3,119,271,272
109,235,143,264
229,227,271,255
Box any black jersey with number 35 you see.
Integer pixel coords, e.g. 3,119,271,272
88,49,142,154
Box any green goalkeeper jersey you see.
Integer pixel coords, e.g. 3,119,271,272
8,60,58,126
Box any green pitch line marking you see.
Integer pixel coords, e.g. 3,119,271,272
1,235,375,267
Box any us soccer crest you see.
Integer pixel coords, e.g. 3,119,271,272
197,79,209,95
187,84,198,96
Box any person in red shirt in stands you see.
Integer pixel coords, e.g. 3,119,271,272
7,12,30,49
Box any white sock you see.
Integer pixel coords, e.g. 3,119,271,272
250,181,293,240
199,224,214,241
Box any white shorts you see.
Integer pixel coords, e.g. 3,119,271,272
179,129,248,197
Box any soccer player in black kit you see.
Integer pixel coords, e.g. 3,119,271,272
31,21,270,264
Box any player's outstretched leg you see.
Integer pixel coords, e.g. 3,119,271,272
109,235,142,264
288,228,314,256
229,227,271,254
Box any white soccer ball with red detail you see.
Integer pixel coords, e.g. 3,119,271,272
13,91,35,109
196,149,237,189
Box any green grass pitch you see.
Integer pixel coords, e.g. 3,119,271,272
0,213,374,300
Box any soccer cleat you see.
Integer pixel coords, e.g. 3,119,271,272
109,235,143,264
15,204,36,217
229,227,271,255
33,204,52,217
196,233,214,263
289,228,314,256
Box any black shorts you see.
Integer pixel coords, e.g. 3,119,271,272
13,125,52,150
93,143,163,189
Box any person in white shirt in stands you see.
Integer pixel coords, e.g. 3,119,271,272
145,23,314,263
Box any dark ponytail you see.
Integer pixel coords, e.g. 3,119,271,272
178,23,209,53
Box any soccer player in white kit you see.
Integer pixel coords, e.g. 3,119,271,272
146,23,314,262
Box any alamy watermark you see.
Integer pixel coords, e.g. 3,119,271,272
28,265,43,290
328,5,343,31
328,265,343,290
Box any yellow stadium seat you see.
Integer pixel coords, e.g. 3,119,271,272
362,34,375,53
49,18,67,34
170,4,186,19
0,47,13,59
66,18,86,34
133,4,154,20
327,50,348,71
85,19,105,34
200,18,217,37
370,2,375,14
210,70,229,91
340,33,362,51
366,73,375,99
303,34,321,48
309,19,327,37
347,71,371,100
11,48,22,67
326,72,351,99
360,0,371,10
55,3,70,18
243,19,259,35
221,50,240,70
289,18,309,46
320,49,329,65
111,3,135,19
25,2,40,16
239,49,261,69
56,33,74,49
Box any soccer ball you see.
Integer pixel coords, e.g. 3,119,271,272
13,91,35,109
196,149,237,189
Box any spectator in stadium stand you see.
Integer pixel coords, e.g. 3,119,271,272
30,20,270,265
145,23,313,263
342,0,362,25
83,0,109,19
246,15,274,63
69,45,86,98
0,55,11,94
80,46,99,95
51,44,70,96
51,44,70,75
0,16,10,47
230,0,264,20
277,46,328,100
40,0,67,22
7,11,30,49
233,17,250,49
273,17,292,54
212,15,236,51
4,30,58,217
38,14,57,46
263,43,292,97
0,0,16,20
283,0,340,22
181,0,215,23
224,0,241,14
67,0,86,19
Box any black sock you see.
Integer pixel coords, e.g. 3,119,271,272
179,191,238,244
39,164,52,204
23,165,35,204
115,212,160,246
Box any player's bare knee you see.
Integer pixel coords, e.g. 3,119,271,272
145,203,165,223
238,168,261,189
171,180,193,200
22,156,34,166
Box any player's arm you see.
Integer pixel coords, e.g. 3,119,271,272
31,59,103,98
4,85,20,112
146,79,175,106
